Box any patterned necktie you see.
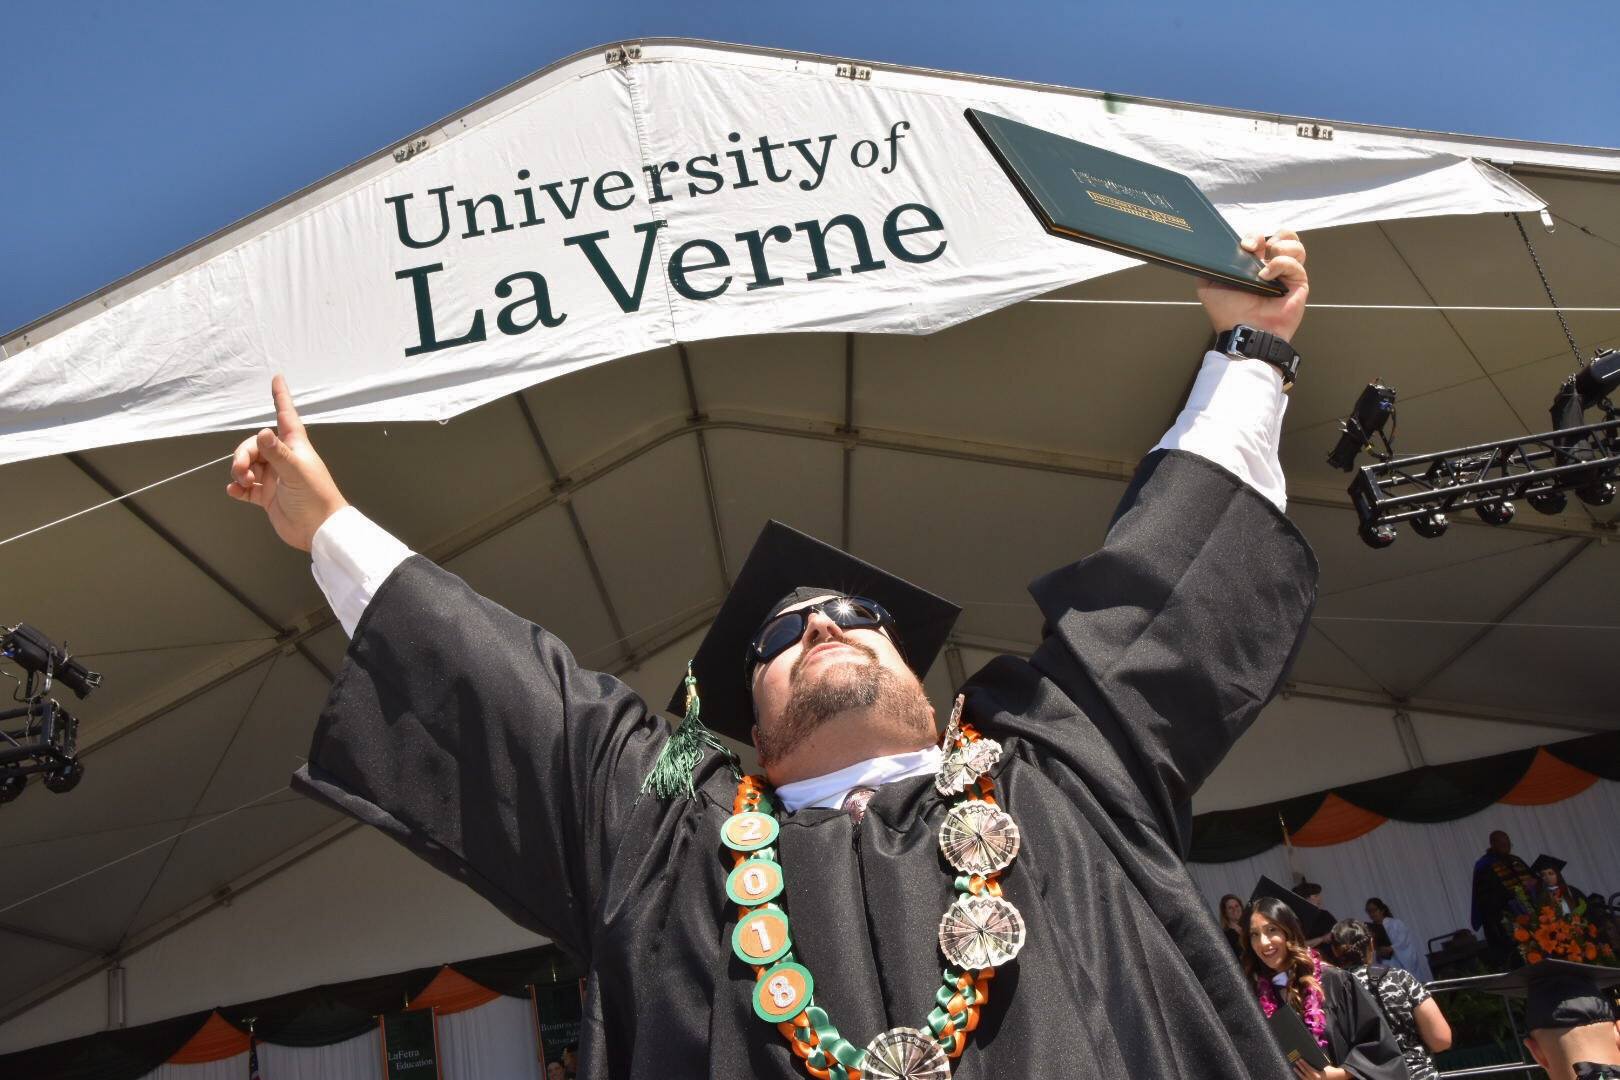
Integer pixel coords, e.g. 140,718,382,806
841,786,877,823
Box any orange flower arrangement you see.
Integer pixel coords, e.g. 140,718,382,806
1510,905,1617,967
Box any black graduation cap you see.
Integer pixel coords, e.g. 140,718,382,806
1467,959,1620,1030
1529,854,1568,877
668,520,961,742
1250,876,1332,939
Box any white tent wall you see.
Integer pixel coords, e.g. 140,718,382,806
0,828,544,1055
1192,700,1590,812
256,1028,381,1080
3,971,109,1060
146,1051,249,1080
136,995,544,1080
1188,777,1620,965
436,994,545,1080
0,692,1590,1057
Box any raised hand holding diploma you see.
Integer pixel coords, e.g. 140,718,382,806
1198,230,1310,341
225,376,348,551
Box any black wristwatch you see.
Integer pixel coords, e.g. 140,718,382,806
1215,325,1299,389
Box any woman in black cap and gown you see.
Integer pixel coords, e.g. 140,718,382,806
1243,886,1407,1080
1532,855,1589,920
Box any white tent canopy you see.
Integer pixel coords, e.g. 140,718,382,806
2,39,1619,1056
0,39,1555,463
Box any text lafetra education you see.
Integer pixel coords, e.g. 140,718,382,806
384,121,948,356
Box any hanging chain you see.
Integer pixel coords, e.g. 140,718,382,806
1512,212,1583,369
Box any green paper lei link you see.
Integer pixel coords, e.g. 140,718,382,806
738,784,998,1073
926,966,980,1043
741,790,865,1076
805,1005,865,1075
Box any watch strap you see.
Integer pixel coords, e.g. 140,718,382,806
1216,325,1299,388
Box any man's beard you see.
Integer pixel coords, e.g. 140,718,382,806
754,640,934,768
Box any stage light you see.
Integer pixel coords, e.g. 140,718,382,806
37,701,78,762
1329,383,1398,472
42,760,84,794
2,621,93,807
1358,522,1398,549
1528,490,1568,516
1575,349,1620,410
1577,480,1615,506
1475,501,1516,526
1550,348,1620,431
1410,512,1449,539
1,624,100,700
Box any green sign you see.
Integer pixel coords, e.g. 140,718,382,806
381,1009,440,1079
530,981,583,1064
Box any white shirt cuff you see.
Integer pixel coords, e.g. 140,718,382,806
310,506,415,638
1153,350,1289,512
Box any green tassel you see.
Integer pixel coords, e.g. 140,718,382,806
642,662,740,799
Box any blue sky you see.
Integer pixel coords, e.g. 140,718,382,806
3,0,1616,334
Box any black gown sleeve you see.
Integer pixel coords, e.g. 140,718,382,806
1021,449,1318,848
291,555,671,958
1321,966,1409,1080
1471,856,1503,929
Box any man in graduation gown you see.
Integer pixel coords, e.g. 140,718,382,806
227,233,1317,1079
1472,831,1536,966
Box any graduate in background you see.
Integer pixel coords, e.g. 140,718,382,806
1243,882,1406,1080
1472,960,1620,1080
1533,856,1589,920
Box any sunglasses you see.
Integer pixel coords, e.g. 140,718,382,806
746,596,897,680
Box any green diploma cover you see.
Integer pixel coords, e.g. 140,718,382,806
965,108,1284,295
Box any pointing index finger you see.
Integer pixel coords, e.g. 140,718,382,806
271,374,306,440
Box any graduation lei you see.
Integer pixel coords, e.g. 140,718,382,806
1256,949,1329,1053
720,697,1024,1080
1487,854,1533,914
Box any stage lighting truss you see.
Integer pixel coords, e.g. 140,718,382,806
0,698,83,800
1,624,93,802
1348,413,1620,548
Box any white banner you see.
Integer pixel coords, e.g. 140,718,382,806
0,44,1543,464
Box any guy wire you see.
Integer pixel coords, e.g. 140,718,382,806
0,452,232,549
0,783,293,916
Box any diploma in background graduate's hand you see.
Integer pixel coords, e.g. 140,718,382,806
224,376,349,551
1198,230,1310,342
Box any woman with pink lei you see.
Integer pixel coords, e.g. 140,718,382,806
1243,889,1407,1080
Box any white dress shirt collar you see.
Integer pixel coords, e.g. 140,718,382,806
774,746,943,813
